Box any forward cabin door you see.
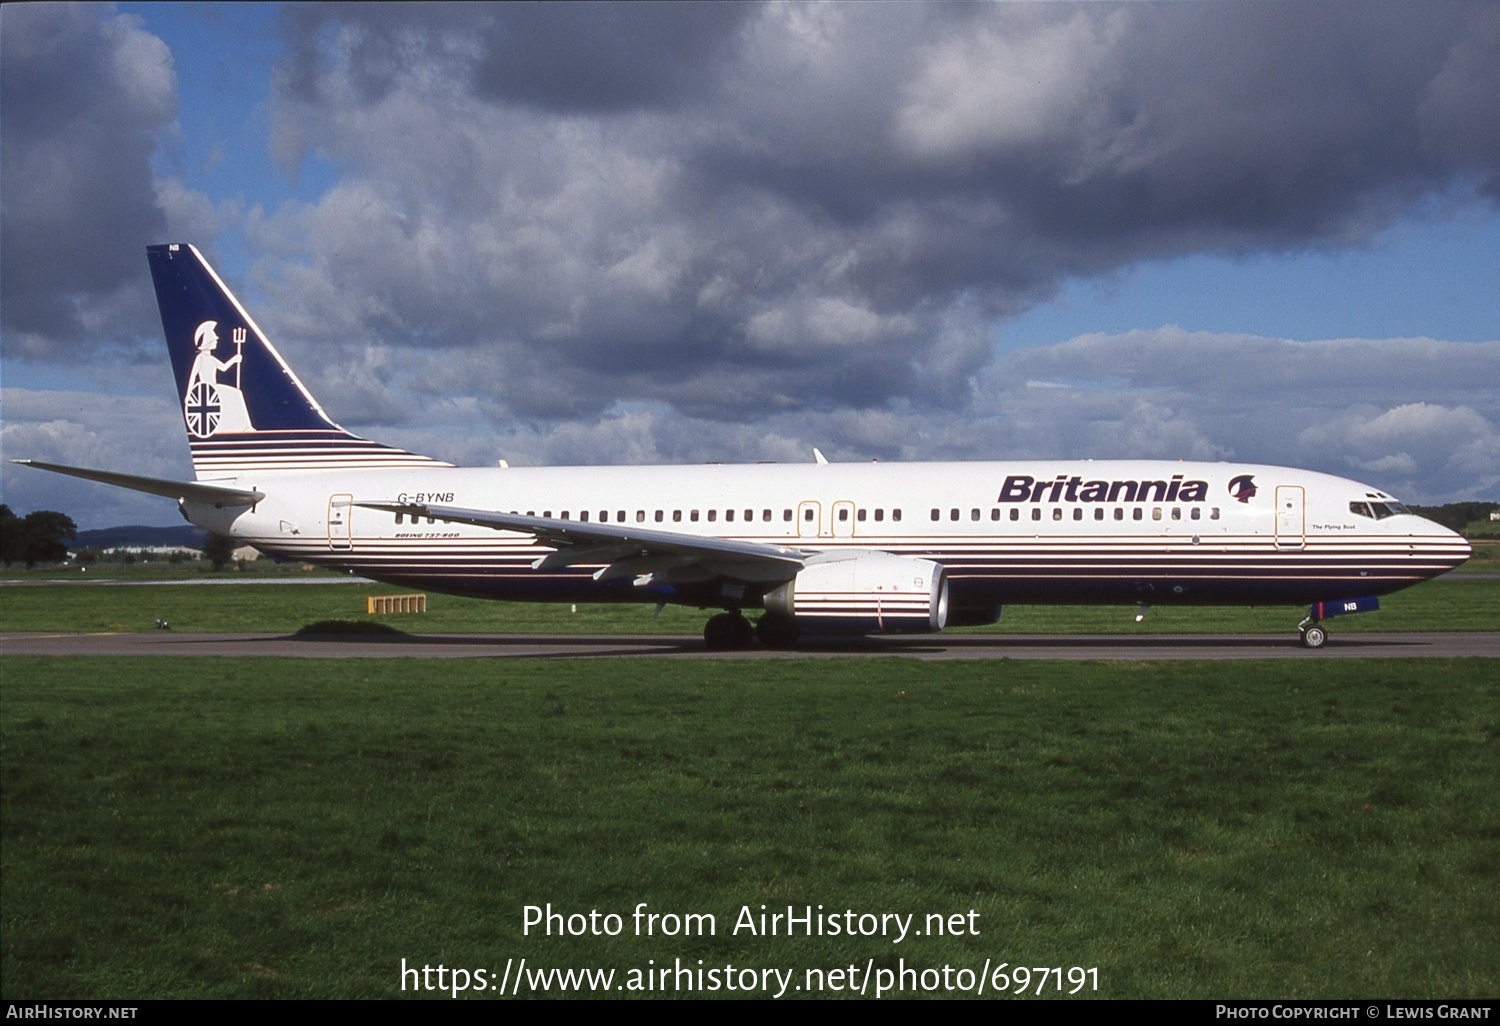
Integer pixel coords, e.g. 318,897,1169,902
1275,485,1305,550
328,493,353,551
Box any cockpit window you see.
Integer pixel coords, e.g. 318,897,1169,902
1351,500,1410,520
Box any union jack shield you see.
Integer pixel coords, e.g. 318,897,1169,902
185,381,221,437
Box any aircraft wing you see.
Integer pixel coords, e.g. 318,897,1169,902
13,460,264,505
353,500,808,586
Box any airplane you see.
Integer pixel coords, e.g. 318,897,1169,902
17,243,1472,649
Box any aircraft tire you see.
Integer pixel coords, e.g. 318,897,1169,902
704,612,754,651
755,613,801,649
1300,623,1328,649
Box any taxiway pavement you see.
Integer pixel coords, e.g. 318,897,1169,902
5,631,1498,660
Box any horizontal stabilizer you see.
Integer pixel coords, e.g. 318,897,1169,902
13,460,264,505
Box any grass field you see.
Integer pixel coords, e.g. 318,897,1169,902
1,572,1495,637
3,656,1497,999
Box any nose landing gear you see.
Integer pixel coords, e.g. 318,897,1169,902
1298,618,1328,649
1297,595,1379,649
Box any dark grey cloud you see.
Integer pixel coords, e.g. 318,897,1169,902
0,3,179,360
277,2,753,113
254,2,1499,433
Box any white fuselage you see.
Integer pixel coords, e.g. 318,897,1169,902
188,458,1470,614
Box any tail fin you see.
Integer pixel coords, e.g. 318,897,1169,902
147,244,449,475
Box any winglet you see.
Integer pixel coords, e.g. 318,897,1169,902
813,448,828,465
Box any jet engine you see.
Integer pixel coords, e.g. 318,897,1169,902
762,551,948,634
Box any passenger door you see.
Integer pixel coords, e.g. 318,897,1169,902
328,493,353,551
1275,485,1305,550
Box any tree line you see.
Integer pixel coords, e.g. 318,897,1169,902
0,505,77,568
1408,502,1499,534
1,505,240,570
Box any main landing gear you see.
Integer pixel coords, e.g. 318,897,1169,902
703,612,753,651
702,611,802,651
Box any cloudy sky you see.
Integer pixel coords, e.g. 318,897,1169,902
3,2,1498,528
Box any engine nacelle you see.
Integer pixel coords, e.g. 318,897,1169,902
763,552,948,634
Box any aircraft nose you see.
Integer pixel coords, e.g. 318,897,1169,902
1453,531,1473,565
1419,516,1471,571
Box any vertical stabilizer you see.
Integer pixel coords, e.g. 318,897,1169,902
147,244,449,475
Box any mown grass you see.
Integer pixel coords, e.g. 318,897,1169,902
3,656,1496,998
0,574,1494,636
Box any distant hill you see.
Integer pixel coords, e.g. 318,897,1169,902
75,525,207,551
1410,502,1500,534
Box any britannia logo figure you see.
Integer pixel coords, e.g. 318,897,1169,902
1228,474,1258,503
184,321,253,436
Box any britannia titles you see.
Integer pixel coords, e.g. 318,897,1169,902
998,473,1210,504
